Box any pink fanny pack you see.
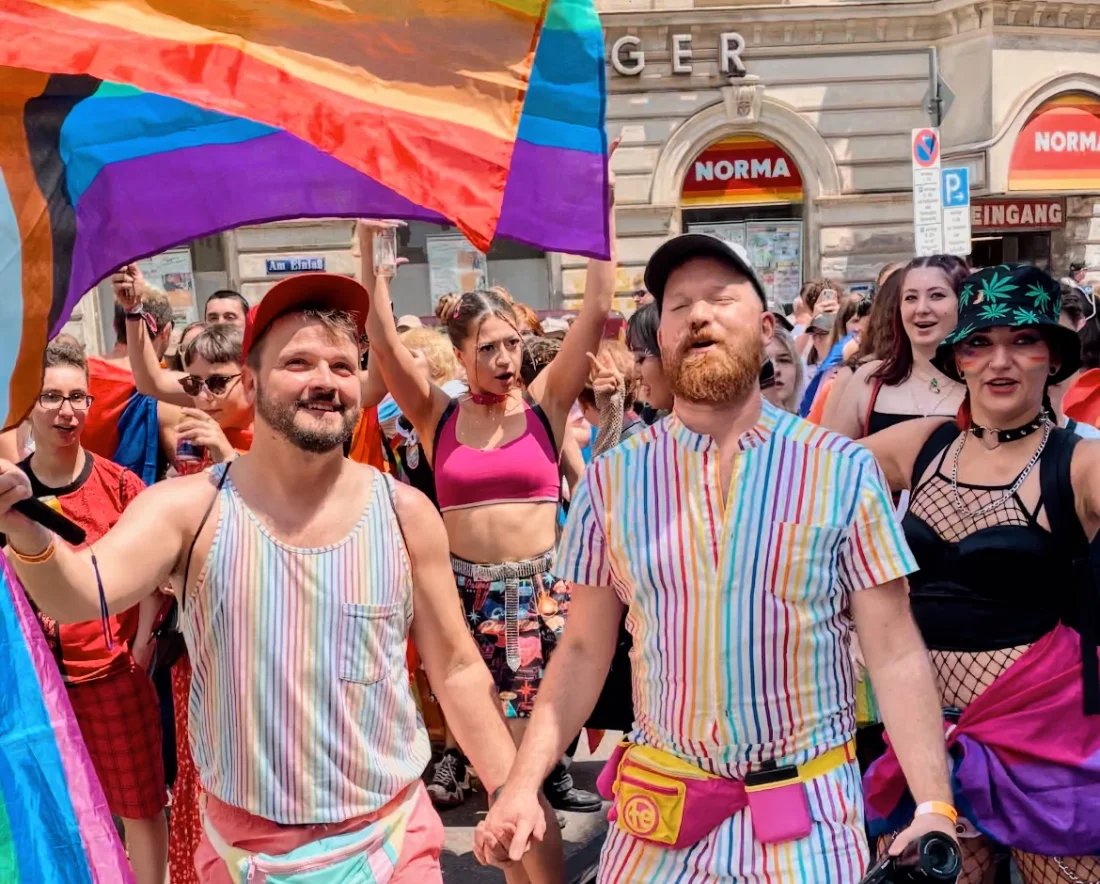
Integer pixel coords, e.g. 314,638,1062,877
597,739,855,851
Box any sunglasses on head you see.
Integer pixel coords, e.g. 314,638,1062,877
178,373,240,397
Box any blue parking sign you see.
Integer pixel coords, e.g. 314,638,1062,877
941,167,970,208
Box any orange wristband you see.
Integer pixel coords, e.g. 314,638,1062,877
7,538,56,565
915,801,958,826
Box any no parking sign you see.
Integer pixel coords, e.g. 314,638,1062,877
912,128,943,255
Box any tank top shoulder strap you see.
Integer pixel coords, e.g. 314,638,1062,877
522,391,558,456
863,376,885,435
181,463,231,610
431,398,460,467
910,421,960,490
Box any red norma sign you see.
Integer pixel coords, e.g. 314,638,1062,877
970,199,1065,232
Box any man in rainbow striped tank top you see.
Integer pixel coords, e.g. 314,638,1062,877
0,274,533,884
477,236,960,882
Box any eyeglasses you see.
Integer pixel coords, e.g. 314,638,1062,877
38,392,94,411
178,373,241,396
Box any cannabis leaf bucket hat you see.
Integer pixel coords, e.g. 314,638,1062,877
932,264,1081,384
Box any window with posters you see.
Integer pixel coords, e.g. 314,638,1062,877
136,248,197,325
681,135,805,306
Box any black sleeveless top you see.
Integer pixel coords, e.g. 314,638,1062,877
903,423,1080,653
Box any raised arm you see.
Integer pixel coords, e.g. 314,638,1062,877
529,140,620,429
0,461,207,621
113,268,192,407
360,364,388,409
356,222,449,440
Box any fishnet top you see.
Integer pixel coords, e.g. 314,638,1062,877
903,432,1067,709
907,448,1040,543
901,431,1067,658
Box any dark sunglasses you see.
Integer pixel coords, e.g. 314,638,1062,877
178,373,241,396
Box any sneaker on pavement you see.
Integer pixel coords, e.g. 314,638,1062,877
427,749,470,808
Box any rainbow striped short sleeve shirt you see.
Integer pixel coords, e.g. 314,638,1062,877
557,401,916,776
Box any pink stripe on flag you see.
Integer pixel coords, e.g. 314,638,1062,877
2,555,135,884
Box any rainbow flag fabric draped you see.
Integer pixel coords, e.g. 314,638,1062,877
0,553,135,884
0,0,607,428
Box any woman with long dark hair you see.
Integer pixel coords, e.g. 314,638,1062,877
823,255,969,439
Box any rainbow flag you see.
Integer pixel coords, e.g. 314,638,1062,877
0,552,134,884
0,0,607,428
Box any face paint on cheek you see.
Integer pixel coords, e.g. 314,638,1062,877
955,346,986,375
1017,350,1049,367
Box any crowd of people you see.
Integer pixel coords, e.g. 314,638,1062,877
1,187,1099,884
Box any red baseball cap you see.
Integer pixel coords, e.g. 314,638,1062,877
241,273,369,361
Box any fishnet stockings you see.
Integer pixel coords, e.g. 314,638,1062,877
1014,854,1100,884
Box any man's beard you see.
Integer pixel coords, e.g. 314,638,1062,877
662,325,763,404
255,383,360,453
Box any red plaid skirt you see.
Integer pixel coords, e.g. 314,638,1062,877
67,659,167,819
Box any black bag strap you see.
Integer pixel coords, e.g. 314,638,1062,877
1039,428,1099,714
180,465,231,610
1039,427,1086,553
522,391,559,457
430,399,459,468
910,421,959,490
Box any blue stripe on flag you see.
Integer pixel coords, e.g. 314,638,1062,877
0,560,94,884
61,93,274,203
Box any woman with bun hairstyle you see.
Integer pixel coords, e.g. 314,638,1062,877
358,161,617,880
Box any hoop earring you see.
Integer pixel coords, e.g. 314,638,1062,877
1049,366,1059,377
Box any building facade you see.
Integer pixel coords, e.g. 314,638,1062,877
580,0,1100,306
74,0,1100,349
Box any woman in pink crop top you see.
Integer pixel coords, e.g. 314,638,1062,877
359,184,616,882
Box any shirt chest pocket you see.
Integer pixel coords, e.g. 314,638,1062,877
339,602,404,685
766,522,847,603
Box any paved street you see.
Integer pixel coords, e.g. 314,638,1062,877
439,733,618,883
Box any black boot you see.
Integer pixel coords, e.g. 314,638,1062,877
542,758,602,813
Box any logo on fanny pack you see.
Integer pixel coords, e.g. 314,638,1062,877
622,794,660,836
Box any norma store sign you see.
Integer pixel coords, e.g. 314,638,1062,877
681,135,803,206
1009,92,1100,191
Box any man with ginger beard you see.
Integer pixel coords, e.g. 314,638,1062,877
475,236,956,883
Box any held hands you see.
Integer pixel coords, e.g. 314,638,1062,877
473,782,547,869
177,409,235,463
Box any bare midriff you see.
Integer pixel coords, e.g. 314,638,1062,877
443,500,560,563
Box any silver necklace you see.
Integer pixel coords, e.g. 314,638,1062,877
950,420,1052,519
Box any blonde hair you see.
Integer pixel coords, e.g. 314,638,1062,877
401,327,456,385
767,328,804,413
